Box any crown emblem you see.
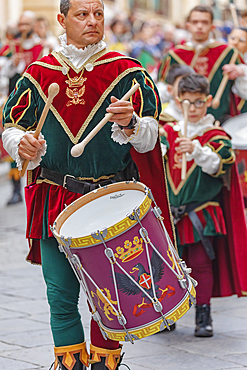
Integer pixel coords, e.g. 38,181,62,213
65,76,87,88
114,236,143,263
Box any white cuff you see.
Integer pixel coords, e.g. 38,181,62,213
2,127,47,171
186,139,220,175
233,64,247,100
111,114,158,153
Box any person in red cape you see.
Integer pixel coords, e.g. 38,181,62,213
2,0,175,369
160,73,247,338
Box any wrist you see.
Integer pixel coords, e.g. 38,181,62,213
117,114,137,130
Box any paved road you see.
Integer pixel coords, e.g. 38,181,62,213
1,163,247,369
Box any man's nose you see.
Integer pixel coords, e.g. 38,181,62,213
87,13,97,25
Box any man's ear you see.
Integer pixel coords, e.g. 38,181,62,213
167,84,173,96
57,13,66,29
175,96,181,108
207,94,213,107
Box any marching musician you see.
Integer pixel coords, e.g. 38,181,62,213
2,0,174,369
160,73,247,337
0,11,44,205
157,5,247,123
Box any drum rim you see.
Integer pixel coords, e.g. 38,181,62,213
52,181,152,248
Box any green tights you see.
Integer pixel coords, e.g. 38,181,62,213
40,238,85,347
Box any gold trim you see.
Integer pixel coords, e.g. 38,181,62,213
36,173,116,186
89,344,121,370
4,123,27,131
237,98,245,111
192,201,220,213
169,50,187,66
101,283,195,341
208,47,235,83
54,341,89,369
10,88,31,125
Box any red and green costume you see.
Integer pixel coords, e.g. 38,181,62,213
158,42,242,120
3,49,175,368
160,122,247,298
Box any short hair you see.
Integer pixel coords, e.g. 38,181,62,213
238,27,247,35
166,64,195,85
178,74,210,97
188,5,214,22
60,0,104,17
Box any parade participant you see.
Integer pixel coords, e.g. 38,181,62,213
0,11,44,205
157,5,247,123
34,16,60,55
2,0,174,369
160,73,247,337
227,27,247,113
159,64,194,124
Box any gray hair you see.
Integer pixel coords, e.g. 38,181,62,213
60,0,104,17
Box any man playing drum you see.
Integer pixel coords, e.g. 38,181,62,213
2,0,175,369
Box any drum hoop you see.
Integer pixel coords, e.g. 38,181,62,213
98,282,195,341
52,181,152,248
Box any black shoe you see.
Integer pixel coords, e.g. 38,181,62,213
194,304,213,337
7,191,22,205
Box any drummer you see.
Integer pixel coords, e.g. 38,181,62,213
160,73,247,337
1,0,174,369
157,5,247,124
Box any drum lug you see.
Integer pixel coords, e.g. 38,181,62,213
152,206,164,221
139,227,150,244
152,299,170,330
117,313,127,326
104,248,116,264
124,333,139,342
92,228,108,240
179,278,188,289
128,207,140,221
160,319,175,332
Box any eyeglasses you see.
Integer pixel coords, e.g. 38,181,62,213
178,96,209,109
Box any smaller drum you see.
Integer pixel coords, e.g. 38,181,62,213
51,181,196,342
223,113,247,198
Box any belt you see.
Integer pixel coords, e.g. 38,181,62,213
171,202,216,260
40,162,138,196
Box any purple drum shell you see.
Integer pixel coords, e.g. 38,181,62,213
70,206,191,339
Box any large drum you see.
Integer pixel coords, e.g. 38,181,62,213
51,181,196,342
223,113,247,198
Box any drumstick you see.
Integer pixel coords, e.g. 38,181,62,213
230,3,239,28
211,51,238,109
71,82,140,158
20,83,60,177
190,44,204,69
181,100,190,181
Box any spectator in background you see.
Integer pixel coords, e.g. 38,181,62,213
34,16,60,55
106,18,132,55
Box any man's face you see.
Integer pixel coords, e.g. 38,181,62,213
57,0,104,49
228,29,247,55
18,15,34,38
187,11,214,43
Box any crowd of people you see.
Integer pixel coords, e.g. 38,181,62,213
1,1,247,370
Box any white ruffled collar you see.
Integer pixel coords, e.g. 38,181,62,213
186,37,215,49
178,114,215,138
58,33,107,68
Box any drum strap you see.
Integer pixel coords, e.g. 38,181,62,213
39,160,139,195
171,203,216,260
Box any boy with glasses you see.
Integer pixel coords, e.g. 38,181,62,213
160,73,247,337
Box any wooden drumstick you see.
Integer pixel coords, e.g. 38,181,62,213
211,51,238,109
230,3,239,28
181,100,190,181
20,83,60,177
190,44,204,69
71,82,140,158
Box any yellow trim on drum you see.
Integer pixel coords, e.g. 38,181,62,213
101,284,196,342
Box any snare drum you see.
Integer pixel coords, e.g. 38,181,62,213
52,181,196,342
223,113,247,197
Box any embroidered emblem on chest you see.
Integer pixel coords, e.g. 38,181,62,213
173,151,183,169
65,74,87,107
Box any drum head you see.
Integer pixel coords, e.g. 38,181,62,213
60,186,145,239
223,113,247,149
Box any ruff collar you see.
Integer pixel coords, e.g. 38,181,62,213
59,33,107,68
178,114,215,138
186,36,215,49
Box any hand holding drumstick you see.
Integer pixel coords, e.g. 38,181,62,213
19,83,60,177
